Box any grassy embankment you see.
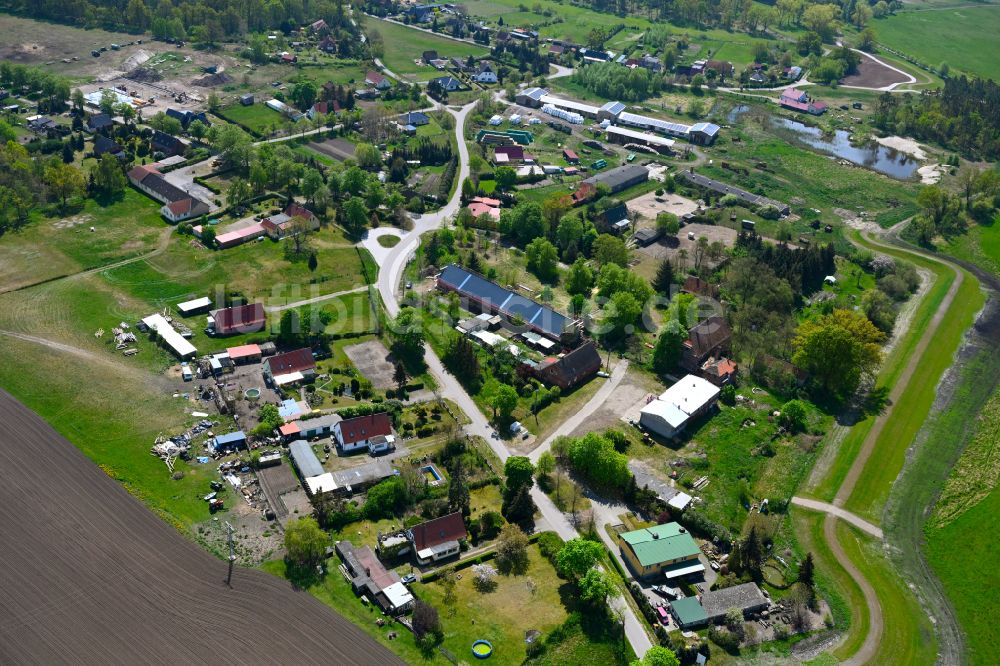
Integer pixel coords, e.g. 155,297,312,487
797,231,984,664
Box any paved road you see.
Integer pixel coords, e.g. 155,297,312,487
790,497,884,539
528,359,629,463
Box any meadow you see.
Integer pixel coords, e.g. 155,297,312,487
0,190,167,292
365,18,489,78
872,5,1000,81
216,102,285,136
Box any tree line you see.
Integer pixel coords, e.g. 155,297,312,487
872,77,1000,160
3,0,360,46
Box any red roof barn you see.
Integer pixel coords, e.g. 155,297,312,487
212,303,266,336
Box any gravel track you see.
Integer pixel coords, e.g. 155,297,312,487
0,390,402,666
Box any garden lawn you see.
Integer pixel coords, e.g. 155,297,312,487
0,189,167,292
416,544,572,665
217,102,284,136
365,18,488,78
871,6,1000,81
261,559,446,665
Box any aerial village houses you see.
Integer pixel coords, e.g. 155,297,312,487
127,164,210,223
263,348,317,387
535,340,603,390
334,413,393,454
337,541,414,615
618,522,705,581
365,71,391,90
680,315,733,373
670,582,769,629
261,203,319,240
408,512,467,565
210,303,266,336
467,196,501,221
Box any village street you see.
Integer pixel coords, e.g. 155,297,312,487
363,96,654,658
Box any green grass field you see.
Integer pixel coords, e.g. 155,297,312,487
217,102,284,136
365,18,488,78
0,190,167,292
843,260,982,522
835,522,936,665
938,219,1000,278
705,113,920,229
872,6,1000,80
417,544,571,665
926,483,1000,665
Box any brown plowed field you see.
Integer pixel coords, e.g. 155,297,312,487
0,390,403,666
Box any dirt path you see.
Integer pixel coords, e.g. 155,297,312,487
824,514,884,666
833,232,963,508
0,225,174,296
810,227,966,665
791,498,884,538
264,285,369,313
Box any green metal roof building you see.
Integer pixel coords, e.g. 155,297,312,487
670,597,708,629
618,523,704,581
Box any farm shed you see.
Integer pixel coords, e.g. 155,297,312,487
176,296,212,316
437,264,576,342
289,440,324,479
212,303,266,336
140,313,196,359
639,374,720,439
213,431,247,453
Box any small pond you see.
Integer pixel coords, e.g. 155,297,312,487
727,104,751,123
771,117,920,180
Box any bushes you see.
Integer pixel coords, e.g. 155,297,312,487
537,531,564,566
682,507,733,548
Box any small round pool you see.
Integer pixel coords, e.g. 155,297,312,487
244,388,261,401
472,640,493,659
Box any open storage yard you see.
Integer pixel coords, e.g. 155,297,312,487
0,390,402,665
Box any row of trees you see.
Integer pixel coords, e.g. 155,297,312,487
571,61,665,102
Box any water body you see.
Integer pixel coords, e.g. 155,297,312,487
727,104,750,123
771,117,920,180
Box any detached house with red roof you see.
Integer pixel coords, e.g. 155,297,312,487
261,203,319,240
333,412,392,454
779,88,827,115
263,348,317,387
407,511,467,564
211,303,266,336
365,71,391,90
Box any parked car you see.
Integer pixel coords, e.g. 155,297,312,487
402,574,416,584
656,606,670,625
710,561,721,572
210,481,224,491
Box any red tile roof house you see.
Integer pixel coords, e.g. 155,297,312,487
493,145,525,164
261,204,320,240
211,303,266,336
365,71,391,90
333,412,392,454
536,340,602,390
407,511,467,565
263,348,317,387
467,196,501,221
779,88,828,115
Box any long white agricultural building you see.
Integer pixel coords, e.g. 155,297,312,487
141,313,197,359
